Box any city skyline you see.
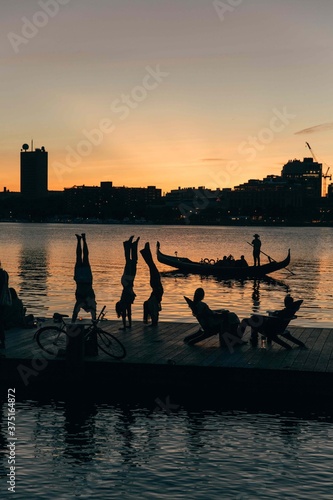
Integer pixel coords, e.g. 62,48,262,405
2,0,333,193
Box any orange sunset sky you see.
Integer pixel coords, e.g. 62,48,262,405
1,0,333,194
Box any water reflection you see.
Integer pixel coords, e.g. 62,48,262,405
114,405,157,470
184,411,207,453
18,245,50,313
1,224,332,326
63,399,98,464
4,398,333,499
252,280,260,312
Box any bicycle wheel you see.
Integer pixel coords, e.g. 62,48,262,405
36,326,67,356
96,328,126,359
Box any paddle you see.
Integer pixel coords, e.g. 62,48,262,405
246,242,295,276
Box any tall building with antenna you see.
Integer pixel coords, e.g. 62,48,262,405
20,142,48,198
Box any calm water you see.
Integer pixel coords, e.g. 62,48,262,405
1,224,333,499
1,223,333,326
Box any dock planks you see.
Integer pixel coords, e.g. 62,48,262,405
1,320,333,405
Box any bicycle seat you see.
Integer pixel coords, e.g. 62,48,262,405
53,313,69,322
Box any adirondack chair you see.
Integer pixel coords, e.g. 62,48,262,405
242,296,305,350
183,293,244,348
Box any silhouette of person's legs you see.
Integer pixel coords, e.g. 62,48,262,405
76,234,82,265
82,233,89,266
140,242,164,326
117,236,139,329
121,236,139,289
72,233,95,322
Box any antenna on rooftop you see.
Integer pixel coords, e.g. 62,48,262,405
31,139,33,151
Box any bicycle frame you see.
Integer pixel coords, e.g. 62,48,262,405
35,306,107,337
35,304,126,359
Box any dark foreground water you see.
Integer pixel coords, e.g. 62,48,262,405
1,224,333,498
1,398,333,500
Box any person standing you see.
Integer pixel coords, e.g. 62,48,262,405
252,234,261,266
0,263,11,348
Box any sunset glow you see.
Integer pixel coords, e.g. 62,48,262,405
2,0,333,193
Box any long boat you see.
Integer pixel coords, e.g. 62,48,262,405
156,242,291,279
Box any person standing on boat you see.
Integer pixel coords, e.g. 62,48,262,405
72,233,97,323
252,234,261,266
140,242,164,327
116,235,139,329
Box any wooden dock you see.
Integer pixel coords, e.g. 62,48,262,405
1,320,333,408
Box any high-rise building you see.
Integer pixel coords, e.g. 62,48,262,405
20,143,48,198
281,157,322,198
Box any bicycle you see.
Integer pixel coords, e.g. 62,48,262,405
35,306,126,359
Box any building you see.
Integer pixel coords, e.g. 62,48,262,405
63,182,162,219
20,143,48,198
281,157,322,198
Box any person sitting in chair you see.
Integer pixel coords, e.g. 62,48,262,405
3,288,34,329
184,288,242,346
240,294,305,349
0,264,11,348
271,294,302,319
234,255,248,267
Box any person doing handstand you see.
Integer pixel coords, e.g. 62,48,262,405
116,235,139,329
72,233,97,323
140,242,164,327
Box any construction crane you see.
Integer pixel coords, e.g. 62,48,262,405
323,166,332,196
305,141,318,162
305,142,332,196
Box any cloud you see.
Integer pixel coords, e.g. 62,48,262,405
201,158,229,162
294,122,333,135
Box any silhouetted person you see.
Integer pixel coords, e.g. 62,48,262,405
240,294,305,349
252,234,261,266
0,263,11,348
197,288,240,333
271,294,303,320
116,236,139,329
140,242,164,326
3,288,26,329
234,255,248,267
184,287,241,345
72,234,96,323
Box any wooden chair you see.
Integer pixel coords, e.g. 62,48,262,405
246,299,305,349
183,296,244,348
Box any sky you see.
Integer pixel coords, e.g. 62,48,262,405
1,0,333,193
